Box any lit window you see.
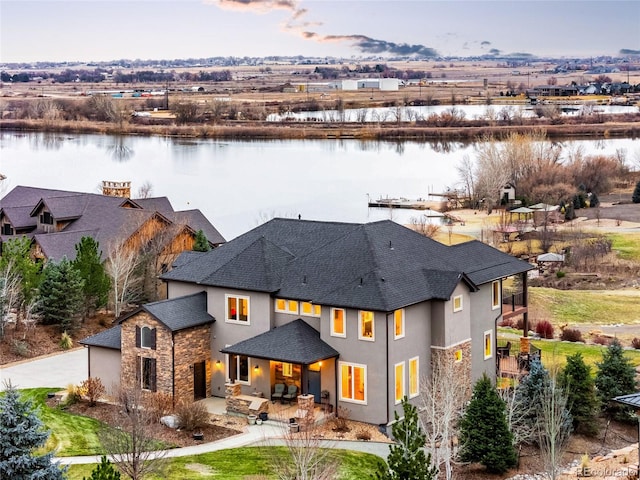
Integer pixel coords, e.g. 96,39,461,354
454,349,463,363
492,281,501,310
409,357,419,398
275,298,298,314
228,353,250,384
331,308,346,337
226,294,250,324
282,362,293,377
484,330,493,360
359,311,375,341
339,362,366,404
393,309,404,340
395,361,405,404
453,295,463,312
301,302,321,317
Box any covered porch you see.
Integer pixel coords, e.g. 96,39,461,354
220,319,339,417
496,338,541,380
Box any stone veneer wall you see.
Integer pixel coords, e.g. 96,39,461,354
120,311,211,405
121,312,173,397
431,340,473,401
174,325,212,405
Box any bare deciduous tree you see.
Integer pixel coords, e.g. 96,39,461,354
99,387,167,480
536,378,572,480
0,261,20,338
105,240,143,318
409,215,440,238
418,350,469,480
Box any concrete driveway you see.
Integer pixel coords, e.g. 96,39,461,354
0,347,88,391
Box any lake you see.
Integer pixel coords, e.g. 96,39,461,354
1,132,639,240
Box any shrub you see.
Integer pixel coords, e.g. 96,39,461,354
11,339,30,357
79,377,106,407
514,316,526,331
556,270,566,278
175,399,210,431
593,335,611,346
332,406,351,433
355,427,372,441
560,328,583,343
535,320,555,339
64,383,81,405
144,392,174,423
498,317,514,328
59,331,73,350
631,338,640,349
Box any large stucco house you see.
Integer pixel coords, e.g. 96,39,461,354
81,218,533,425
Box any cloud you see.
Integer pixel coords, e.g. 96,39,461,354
619,49,640,55
213,0,438,57
481,41,491,47
489,48,501,55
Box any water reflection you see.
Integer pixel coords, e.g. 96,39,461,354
106,136,134,162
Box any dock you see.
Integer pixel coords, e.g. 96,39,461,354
367,197,445,211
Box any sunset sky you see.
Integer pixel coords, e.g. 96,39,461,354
1,0,639,63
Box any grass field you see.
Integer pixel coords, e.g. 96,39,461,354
609,232,640,261
64,447,386,480
529,287,640,326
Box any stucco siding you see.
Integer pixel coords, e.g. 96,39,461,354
88,347,121,397
469,281,499,382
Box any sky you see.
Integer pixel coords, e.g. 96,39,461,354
1,0,639,64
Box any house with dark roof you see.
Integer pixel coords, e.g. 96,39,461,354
82,218,533,425
0,185,225,299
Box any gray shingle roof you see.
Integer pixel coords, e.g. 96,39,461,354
121,291,215,332
220,319,339,364
79,325,121,350
164,218,532,312
613,392,640,409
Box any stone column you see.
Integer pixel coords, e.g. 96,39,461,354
297,394,315,430
225,382,241,397
520,336,530,354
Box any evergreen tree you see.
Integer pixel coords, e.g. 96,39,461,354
589,192,599,208
37,257,84,332
0,382,66,479
633,181,640,204
595,339,638,420
376,397,438,480
72,236,111,319
513,358,551,435
559,353,599,435
84,456,121,480
0,236,42,307
458,374,517,474
193,230,211,252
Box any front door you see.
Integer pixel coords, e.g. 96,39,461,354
308,369,321,404
193,361,206,400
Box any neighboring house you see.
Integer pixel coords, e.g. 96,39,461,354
0,185,225,298
81,218,533,425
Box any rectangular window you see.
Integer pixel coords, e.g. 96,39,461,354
282,362,293,377
40,211,53,225
409,357,419,398
226,294,250,324
395,361,405,404
301,302,321,317
140,326,156,349
393,309,405,340
1,224,13,235
454,349,463,363
331,308,346,338
339,362,366,404
275,298,298,314
492,280,501,310
359,310,375,341
228,353,250,384
453,295,463,312
484,330,493,360
141,357,156,392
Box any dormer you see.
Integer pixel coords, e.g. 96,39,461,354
29,195,85,234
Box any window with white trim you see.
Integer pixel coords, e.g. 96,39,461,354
140,326,155,349
484,330,493,360
394,361,405,404
339,361,366,404
275,298,298,314
492,280,501,310
228,353,251,384
409,356,419,398
282,362,293,377
393,309,405,340
301,301,321,317
359,310,375,341
331,308,346,338
226,294,250,324
453,295,463,313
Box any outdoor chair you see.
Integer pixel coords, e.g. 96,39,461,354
497,341,511,359
271,383,285,403
282,385,298,404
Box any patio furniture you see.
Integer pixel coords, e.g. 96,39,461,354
271,383,285,403
282,385,298,404
497,341,511,359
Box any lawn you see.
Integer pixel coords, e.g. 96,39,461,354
609,232,640,261
65,447,387,480
17,388,105,457
529,286,640,325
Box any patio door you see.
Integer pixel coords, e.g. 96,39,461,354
308,369,321,404
193,361,206,400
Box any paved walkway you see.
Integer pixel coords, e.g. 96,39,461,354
55,420,391,465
